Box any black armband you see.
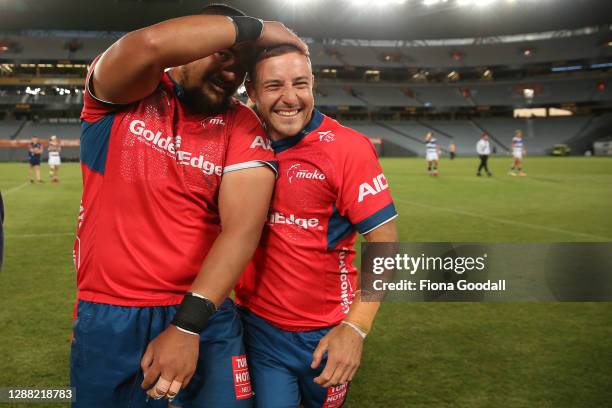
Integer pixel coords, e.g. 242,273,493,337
229,16,264,43
171,292,217,335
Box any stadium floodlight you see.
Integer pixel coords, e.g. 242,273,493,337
350,0,406,5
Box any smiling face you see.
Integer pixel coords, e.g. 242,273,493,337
176,44,256,115
247,51,314,141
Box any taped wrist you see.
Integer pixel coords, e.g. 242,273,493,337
228,16,264,43
171,292,217,335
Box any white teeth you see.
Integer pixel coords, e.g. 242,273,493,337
276,110,299,117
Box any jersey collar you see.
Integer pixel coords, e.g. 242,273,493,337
166,71,186,100
270,109,324,153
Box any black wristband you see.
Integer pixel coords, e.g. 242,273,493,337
229,16,264,43
171,292,217,335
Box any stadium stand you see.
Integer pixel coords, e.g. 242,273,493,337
1,22,610,159
1,31,610,68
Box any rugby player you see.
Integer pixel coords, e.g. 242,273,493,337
509,129,527,176
425,131,441,176
28,136,43,183
47,135,61,183
71,5,307,407
236,45,398,408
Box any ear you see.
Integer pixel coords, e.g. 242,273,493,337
245,79,256,102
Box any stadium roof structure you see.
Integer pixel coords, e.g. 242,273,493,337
1,0,611,40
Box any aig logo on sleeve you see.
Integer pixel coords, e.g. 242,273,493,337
358,173,388,203
250,135,273,151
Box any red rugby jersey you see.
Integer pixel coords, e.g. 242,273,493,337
74,61,275,306
235,110,397,330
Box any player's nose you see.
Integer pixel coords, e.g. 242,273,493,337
279,86,299,107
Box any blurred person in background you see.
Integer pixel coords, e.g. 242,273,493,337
449,141,456,160
509,129,527,176
28,136,43,183
47,135,62,183
476,133,493,177
425,132,441,176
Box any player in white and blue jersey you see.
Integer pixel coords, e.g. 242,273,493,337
425,132,441,176
509,130,527,176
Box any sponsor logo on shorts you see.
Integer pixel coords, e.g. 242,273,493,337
286,163,326,184
323,383,348,408
232,355,252,400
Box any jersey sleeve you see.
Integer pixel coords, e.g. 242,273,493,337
224,105,277,175
80,55,125,122
336,134,397,235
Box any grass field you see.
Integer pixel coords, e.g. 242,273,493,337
1,157,611,407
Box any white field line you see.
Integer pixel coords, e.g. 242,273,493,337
395,198,612,241
6,232,74,238
2,182,29,196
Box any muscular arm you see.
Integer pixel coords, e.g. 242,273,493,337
140,166,275,395
92,16,308,105
92,15,236,104
189,166,275,304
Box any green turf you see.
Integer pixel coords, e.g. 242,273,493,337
0,158,611,407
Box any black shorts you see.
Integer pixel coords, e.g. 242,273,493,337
29,157,41,166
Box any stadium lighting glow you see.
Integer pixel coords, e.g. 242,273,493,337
550,65,582,72
25,86,41,96
350,0,406,5
457,0,494,7
591,62,612,69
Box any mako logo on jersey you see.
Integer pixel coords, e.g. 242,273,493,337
269,211,319,230
318,130,335,143
129,119,222,176
209,117,225,126
358,173,389,203
250,135,273,151
286,163,326,183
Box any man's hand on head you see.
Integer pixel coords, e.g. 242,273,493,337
256,21,309,55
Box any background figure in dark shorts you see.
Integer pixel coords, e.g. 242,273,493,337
449,142,456,160
476,133,492,177
28,136,43,183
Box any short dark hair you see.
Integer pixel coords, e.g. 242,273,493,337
247,44,310,82
201,3,246,17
